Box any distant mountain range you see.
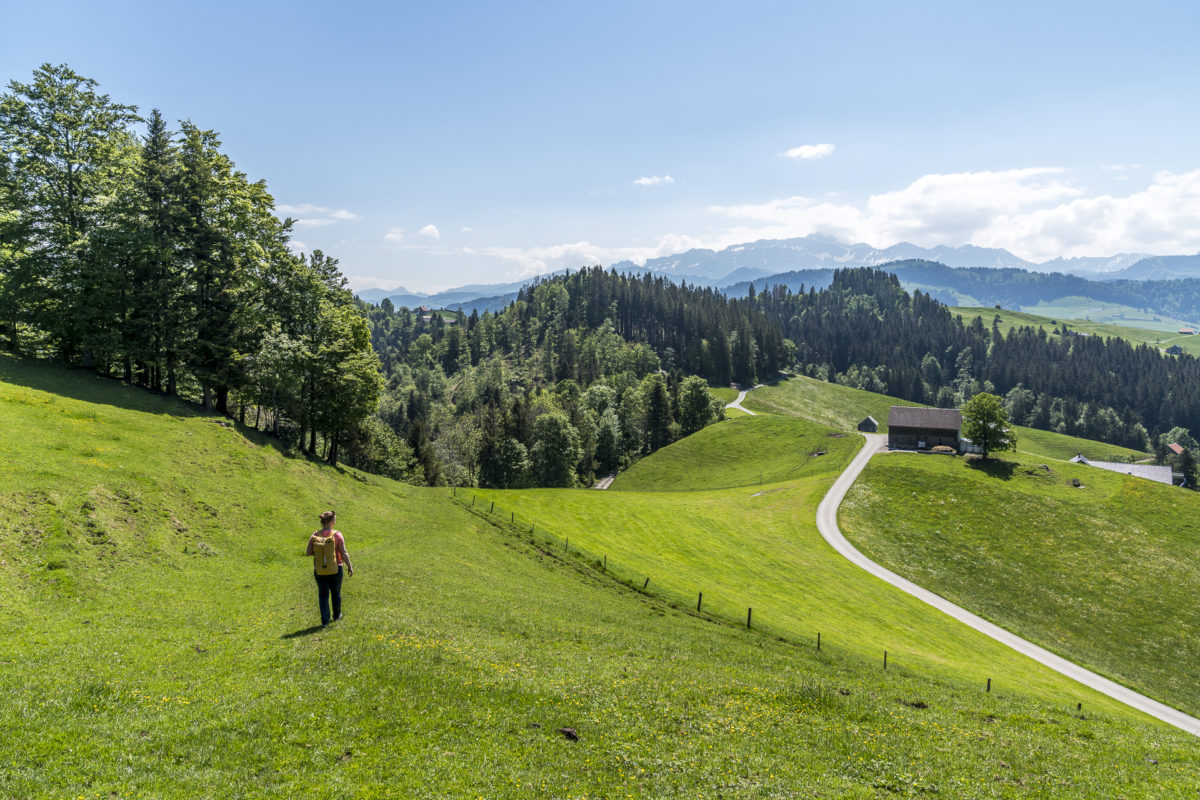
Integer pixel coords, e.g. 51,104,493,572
355,235,1200,318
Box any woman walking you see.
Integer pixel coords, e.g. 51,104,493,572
306,510,354,625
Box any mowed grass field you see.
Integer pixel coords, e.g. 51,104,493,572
744,374,1148,462
6,354,1200,798
840,449,1200,719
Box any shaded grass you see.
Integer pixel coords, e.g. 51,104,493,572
5,353,1200,798
841,449,1200,718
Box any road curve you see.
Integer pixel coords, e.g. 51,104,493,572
725,389,757,416
816,433,1200,737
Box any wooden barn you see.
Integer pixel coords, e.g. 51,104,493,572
857,416,878,432
887,406,962,452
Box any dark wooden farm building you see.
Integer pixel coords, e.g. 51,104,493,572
887,406,962,451
857,415,878,432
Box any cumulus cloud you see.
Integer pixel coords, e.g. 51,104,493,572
781,143,835,160
277,203,357,228
419,224,441,239
385,227,406,243
634,175,675,186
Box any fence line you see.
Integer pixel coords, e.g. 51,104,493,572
449,491,1089,716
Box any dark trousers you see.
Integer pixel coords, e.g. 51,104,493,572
314,566,344,624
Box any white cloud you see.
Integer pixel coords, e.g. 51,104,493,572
781,143,835,160
707,167,1200,261
419,224,441,239
468,233,707,278
385,227,406,243
288,240,309,254
634,175,675,186
461,226,472,232
277,203,357,228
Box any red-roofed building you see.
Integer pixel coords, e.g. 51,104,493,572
1169,442,1185,456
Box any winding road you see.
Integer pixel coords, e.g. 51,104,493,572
817,433,1200,737
725,388,758,416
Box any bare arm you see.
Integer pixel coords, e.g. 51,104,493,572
305,533,315,556
337,533,354,576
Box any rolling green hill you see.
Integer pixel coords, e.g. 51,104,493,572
5,354,1200,798
840,449,1200,719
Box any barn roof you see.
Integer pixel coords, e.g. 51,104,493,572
888,406,962,429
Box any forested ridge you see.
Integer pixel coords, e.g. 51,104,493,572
754,269,1200,459
363,267,786,487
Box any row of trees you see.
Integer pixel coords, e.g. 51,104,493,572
0,64,382,464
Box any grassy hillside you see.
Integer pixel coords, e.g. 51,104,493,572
952,305,1200,354
5,354,1200,798
613,415,860,491
744,373,1148,461
841,449,1200,719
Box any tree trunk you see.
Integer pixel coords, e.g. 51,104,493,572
167,354,177,396
216,386,229,416
309,425,317,454
328,435,339,467
239,403,246,426
254,404,261,431
202,385,213,411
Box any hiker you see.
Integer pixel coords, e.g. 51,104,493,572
306,510,354,625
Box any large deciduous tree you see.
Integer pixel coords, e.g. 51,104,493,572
961,391,1016,461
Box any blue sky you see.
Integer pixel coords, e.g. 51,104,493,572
7,1,1200,291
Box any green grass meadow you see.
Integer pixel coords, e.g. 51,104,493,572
952,305,1200,355
840,449,1200,719
5,354,1200,797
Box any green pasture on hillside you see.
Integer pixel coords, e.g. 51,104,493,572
952,305,1200,355
841,449,1200,719
5,354,1200,798
743,374,1148,462
476,416,1154,712
613,415,859,491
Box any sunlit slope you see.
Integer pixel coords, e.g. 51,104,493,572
745,373,1149,461
842,448,1200,718
5,353,1200,798
951,304,1196,344
477,424,1143,718
612,415,860,491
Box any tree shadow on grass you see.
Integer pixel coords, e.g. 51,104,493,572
0,352,199,417
964,456,1018,480
281,625,325,639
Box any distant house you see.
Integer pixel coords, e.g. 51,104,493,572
1168,442,1185,456
857,415,878,433
1167,344,1184,356
887,407,962,452
1179,327,1196,335
1069,453,1181,486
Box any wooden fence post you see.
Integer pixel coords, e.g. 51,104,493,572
883,651,888,670
747,608,752,629
697,592,703,612
643,577,650,590
817,632,821,651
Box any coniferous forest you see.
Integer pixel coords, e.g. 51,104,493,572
6,64,1200,490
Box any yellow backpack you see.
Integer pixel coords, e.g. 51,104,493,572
313,532,339,575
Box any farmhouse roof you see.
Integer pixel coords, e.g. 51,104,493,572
861,415,878,425
1169,442,1185,455
887,406,962,430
